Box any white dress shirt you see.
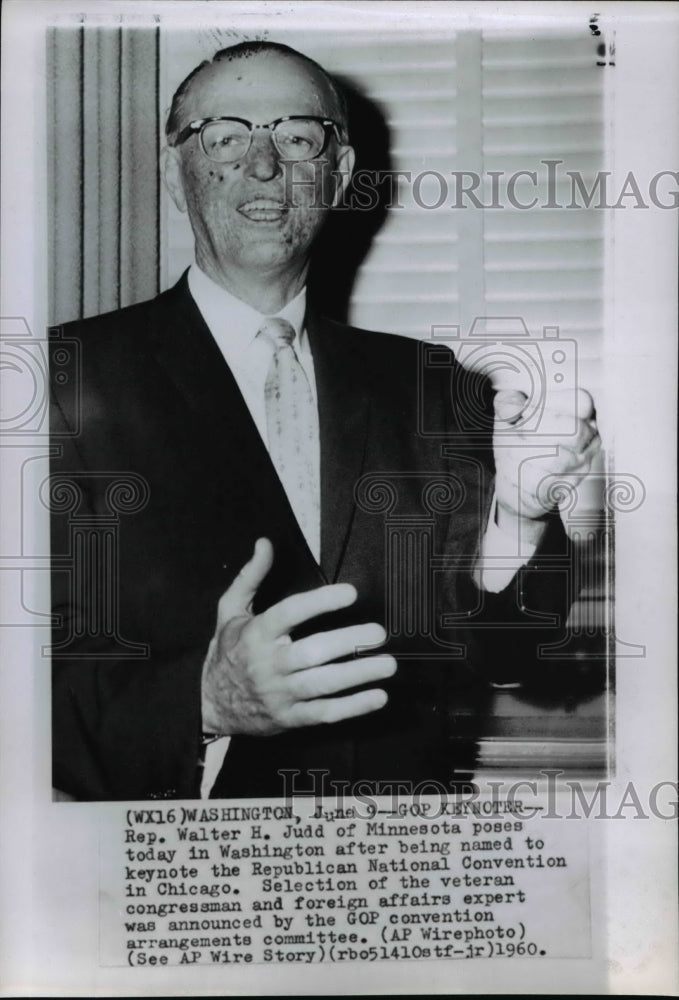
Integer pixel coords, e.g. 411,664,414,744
187,263,535,796
188,264,316,443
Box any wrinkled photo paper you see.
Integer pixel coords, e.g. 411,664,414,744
0,1,677,996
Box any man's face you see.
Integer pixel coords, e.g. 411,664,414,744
163,52,354,283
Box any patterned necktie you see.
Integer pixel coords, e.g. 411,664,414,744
258,317,321,560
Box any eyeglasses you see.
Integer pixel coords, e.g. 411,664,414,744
172,116,342,163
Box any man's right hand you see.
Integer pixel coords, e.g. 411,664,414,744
201,538,396,736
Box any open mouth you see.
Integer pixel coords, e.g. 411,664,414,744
238,199,288,222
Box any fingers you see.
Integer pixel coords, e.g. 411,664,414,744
217,538,274,624
539,391,596,440
285,622,387,673
261,582,358,639
556,419,599,455
494,390,528,424
495,388,597,427
240,537,274,595
558,431,602,470
494,387,601,479
209,549,394,735
289,653,397,700
574,388,596,421
289,687,390,728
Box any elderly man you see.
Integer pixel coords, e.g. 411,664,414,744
50,41,599,800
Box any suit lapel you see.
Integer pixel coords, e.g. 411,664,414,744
147,278,371,591
307,311,372,582
147,277,326,603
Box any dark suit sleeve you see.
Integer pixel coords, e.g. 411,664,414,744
431,351,576,690
464,509,575,687
50,382,204,801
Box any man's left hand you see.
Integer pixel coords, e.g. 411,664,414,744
492,387,602,544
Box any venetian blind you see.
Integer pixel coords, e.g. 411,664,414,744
482,29,605,438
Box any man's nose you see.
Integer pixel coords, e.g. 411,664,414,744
243,131,281,181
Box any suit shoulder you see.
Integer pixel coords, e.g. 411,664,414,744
47,286,189,394
321,321,460,403
49,289,171,347
47,288,185,435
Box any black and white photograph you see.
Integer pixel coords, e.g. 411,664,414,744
1,1,677,995
48,17,611,802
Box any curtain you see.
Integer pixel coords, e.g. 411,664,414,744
47,25,160,326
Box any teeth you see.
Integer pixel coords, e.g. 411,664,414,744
240,200,285,213
238,199,287,222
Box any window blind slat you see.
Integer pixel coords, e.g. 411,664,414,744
484,208,604,237
484,37,602,64
481,299,602,328
484,96,602,121
483,153,604,174
486,268,602,296
484,80,602,98
486,241,603,267
351,269,458,298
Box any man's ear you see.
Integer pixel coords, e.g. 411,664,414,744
160,146,187,213
332,145,356,207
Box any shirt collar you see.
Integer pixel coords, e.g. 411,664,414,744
187,263,307,362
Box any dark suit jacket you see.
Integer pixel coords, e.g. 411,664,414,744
49,275,571,800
